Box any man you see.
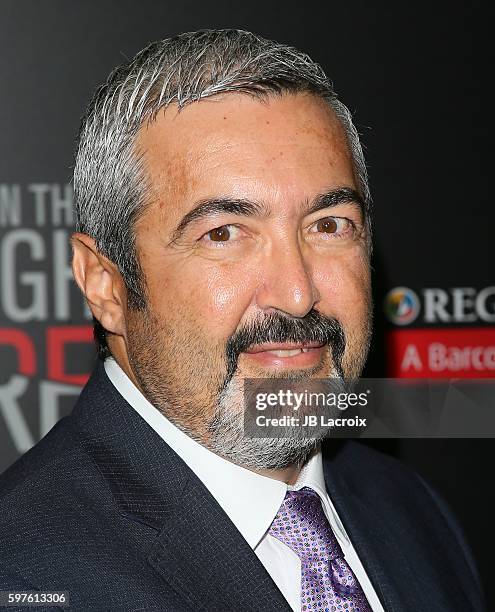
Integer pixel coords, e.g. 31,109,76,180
0,29,484,611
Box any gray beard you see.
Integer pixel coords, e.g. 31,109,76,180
127,323,330,469
126,308,371,470
205,372,339,471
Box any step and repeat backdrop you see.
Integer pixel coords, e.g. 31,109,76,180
1,0,492,604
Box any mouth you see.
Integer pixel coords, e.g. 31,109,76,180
242,342,327,368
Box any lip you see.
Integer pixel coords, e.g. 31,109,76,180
242,342,326,368
244,341,325,354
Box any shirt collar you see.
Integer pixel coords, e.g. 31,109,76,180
291,449,350,547
104,357,347,549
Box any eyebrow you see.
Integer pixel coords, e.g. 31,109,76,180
171,198,267,242
171,186,366,242
304,187,366,218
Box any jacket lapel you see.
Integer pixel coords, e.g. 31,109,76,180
72,361,291,611
322,441,475,612
148,474,291,611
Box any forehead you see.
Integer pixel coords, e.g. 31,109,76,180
135,92,356,214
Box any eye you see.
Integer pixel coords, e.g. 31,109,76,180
309,216,354,239
201,224,242,243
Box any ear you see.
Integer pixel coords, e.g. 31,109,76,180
71,233,127,338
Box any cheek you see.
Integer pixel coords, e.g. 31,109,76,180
312,250,371,325
152,260,260,337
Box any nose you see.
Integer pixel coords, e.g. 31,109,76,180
255,239,319,318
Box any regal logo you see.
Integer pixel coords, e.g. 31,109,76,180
384,287,420,326
384,286,495,378
384,286,495,326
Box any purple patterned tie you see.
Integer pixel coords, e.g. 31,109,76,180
269,487,372,611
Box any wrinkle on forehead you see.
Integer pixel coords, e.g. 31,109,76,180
134,92,355,224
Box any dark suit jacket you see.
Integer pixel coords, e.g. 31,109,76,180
0,360,485,611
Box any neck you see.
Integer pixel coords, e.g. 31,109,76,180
249,445,320,485
253,464,301,485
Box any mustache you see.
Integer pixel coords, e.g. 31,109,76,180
224,309,346,384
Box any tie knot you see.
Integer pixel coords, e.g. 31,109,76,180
269,486,343,562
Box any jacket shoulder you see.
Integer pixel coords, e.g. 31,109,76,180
0,413,111,545
324,440,485,605
0,416,80,497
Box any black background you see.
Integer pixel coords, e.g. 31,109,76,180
1,0,492,607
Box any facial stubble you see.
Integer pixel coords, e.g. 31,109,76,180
125,304,371,470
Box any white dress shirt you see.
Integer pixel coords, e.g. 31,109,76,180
104,358,384,611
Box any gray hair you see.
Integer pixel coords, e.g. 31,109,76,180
73,29,371,359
